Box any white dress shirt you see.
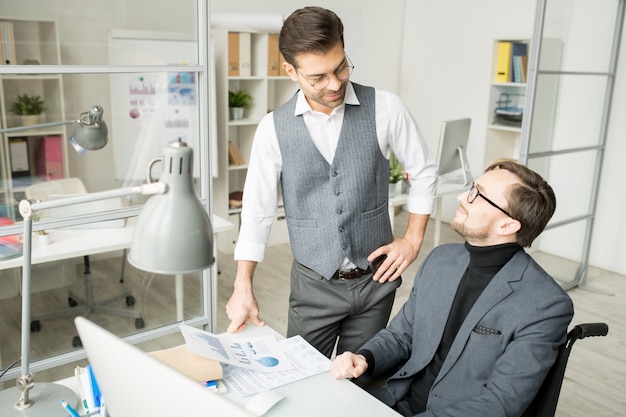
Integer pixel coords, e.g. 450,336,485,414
234,82,437,263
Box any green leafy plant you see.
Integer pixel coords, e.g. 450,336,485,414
10,94,47,115
389,152,405,183
228,89,254,109
32,211,48,235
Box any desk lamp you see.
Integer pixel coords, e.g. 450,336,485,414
0,105,108,154
0,137,214,416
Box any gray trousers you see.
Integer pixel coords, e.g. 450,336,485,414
287,260,401,358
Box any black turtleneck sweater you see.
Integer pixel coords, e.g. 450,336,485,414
403,242,522,415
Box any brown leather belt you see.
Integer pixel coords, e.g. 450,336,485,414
331,267,371,280
330,255,386,280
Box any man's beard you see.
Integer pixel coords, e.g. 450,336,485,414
451,218,489,242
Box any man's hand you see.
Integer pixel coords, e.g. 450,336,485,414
368,213,429,283
226,261,265,333
331,352,369,379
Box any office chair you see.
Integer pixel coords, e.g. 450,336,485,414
522,322,609,417
25,178,144,347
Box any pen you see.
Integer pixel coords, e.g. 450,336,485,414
60,400,81,417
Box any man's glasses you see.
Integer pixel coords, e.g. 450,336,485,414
295,55,354,90
467,182,514,219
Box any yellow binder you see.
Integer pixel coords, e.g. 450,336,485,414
495,41,512,82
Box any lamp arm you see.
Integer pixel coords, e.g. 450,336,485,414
16,181,166,408
19,182,167,219
0,119,77,135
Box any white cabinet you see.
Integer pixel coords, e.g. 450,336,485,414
0,18,68,219
212,29,298,253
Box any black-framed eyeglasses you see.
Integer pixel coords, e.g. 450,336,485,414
295,55,354,90
467,182,514,219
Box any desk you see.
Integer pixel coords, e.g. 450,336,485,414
388,181,467,247
55,324,401,417
0,214,233,321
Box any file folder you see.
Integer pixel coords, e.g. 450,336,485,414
495,41,512,82
228,32,239,76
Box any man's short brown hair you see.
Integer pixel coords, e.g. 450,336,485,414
485,159,556,247
279,6,344,67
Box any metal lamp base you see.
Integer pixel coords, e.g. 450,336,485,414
0,382,79,417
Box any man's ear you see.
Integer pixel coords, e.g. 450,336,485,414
497,217,521,237
283,62,298,82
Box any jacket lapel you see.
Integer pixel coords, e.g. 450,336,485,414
434,251,530,382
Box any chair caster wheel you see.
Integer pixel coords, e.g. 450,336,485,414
135,318,145,329
72,336,82,347
30,320,41,332
68,297,78,307
126,295,136,306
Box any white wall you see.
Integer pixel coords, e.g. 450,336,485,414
1,0,623,276
400,0,626,276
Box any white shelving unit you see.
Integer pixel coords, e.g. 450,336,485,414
484,38,561,168
212,28,298,253
0,18,68,219
484,39,529,167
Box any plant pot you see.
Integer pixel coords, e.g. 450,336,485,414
37,233,50,245
21,114,43,126
389,182,402,198
229,107,245,120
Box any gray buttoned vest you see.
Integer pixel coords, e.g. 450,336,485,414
274,83,393,279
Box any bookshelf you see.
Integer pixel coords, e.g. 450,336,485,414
0,18,68,219
484,38,561,168
484,39,529,167
212,28,298,253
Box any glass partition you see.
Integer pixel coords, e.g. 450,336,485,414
0,0,212,382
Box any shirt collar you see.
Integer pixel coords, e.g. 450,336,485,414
294,82,360,116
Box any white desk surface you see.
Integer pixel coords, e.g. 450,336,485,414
0,214,232,270
55,324,401,417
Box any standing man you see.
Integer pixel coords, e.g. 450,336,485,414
226,6,437,358
331,160,574,417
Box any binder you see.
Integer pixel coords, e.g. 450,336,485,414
239,32,251,77
37,135,64,180
228,32,239,76
495,41,512,82
267,34,280,76
511,42,528,83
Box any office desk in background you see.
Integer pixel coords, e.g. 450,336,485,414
56,324,401,417
0,214,233,321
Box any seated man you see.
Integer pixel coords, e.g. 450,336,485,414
331,160,574,417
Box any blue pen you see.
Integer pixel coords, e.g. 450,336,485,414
86,364,102,408
60,400,81,417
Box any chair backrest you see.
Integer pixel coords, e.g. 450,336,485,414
522,322,609,417
25,178,88,220
25,178,87,201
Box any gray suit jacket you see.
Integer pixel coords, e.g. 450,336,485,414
360,243,574,417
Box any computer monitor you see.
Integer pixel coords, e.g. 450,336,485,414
435,118,473,185
74,317,254,417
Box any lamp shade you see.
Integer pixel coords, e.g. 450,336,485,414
69,105,108,154
128,141,214,274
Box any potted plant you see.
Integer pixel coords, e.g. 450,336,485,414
32,211,50,244
389,152,405,197
10,93,47,126
228,89,254,120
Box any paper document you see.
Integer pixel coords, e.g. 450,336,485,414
179,325,331,396
180,324,294,372
223,335,331,396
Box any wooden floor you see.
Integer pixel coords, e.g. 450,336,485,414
1,209,624,416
